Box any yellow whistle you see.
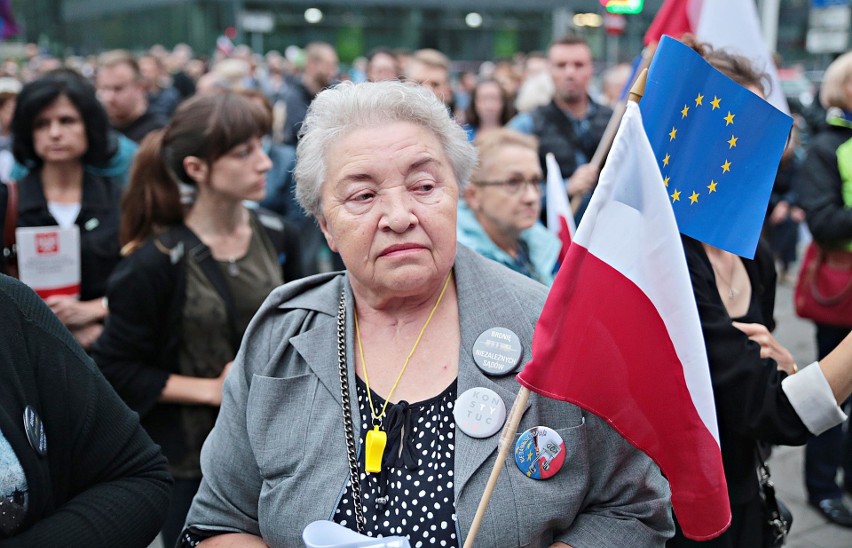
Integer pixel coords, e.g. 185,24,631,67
365,425,387,474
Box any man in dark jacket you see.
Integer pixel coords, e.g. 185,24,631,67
96,50,168,144
281,42,338,145
508,36,612,221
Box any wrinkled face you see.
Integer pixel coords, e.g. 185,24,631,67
474,81,504,123
367,53,399,83
33,95,88,165
319,121,459,300
203,137,272,202
549,43,593,105
97,63,146,124
466,144,542,237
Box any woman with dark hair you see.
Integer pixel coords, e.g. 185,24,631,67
668,37,852,546
464,79,515,142
0,70,121,350
92,92,294,548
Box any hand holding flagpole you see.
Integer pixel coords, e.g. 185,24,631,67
570,46,655,215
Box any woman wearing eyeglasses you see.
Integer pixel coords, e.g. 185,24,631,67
457,129,561,285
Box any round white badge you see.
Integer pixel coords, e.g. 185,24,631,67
454,387,507,438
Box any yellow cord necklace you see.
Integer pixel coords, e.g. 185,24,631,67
354,270,453,474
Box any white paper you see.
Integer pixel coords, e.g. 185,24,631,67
15,225,81,299
302,520,411,548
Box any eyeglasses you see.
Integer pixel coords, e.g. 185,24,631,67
473,177,543,195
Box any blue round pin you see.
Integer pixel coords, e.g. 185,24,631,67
23,405,47,457
514,426,566,480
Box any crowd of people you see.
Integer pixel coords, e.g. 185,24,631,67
0,34,851,548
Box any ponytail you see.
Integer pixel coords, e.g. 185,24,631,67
120,129,184,254
120,93,270,254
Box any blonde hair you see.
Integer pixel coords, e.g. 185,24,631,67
820,51,852,110
472,129,539,182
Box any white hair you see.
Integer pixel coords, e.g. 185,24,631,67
294,80,477,219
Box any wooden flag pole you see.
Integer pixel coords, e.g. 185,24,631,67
462,386,530,548
628,68,648,104
462,70,649,548
571,44,656,214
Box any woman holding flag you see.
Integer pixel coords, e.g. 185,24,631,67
180,80,673,547
671,39,851,546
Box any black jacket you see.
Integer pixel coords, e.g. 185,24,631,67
528,99,613,178
0,275,171,547
796,121,852,246
0,171,122,300
683,237,809,504
92,209,304,465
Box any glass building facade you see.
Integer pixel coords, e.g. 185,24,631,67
15,0,660,61
11,0,843,68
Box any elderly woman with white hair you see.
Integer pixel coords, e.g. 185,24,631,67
180,80,673,547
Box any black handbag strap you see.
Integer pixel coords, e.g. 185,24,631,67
172,224,241,354
756,447,789,545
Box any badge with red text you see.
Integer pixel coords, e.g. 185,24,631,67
514,426,565,480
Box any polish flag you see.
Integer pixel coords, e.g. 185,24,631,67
517,103,730,540
545,153,575,263
644,0,788,113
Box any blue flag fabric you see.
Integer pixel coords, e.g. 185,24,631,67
639,36,792,258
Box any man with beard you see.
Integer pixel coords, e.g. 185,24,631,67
281,42,338,145
509,36,611,220
96,50,168,144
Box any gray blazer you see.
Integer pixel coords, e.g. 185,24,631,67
185,245,673,547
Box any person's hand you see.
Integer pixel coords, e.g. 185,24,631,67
207,361,234,406
45,296,107,328
770,201,790,224
732,321,797,375
70,322,104,350
567,164,599,197
790,205,806,223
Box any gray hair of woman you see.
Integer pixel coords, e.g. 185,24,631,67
294,80,477,219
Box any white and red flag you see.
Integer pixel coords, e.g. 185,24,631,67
517,102,730,540
644,0,788,113
544,152,575,263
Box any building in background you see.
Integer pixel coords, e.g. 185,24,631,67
13,0,657,62
9,0,846,69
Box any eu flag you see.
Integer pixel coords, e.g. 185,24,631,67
640,36,792,258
